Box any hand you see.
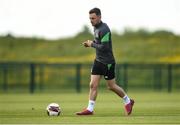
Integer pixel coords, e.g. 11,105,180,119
82,40,93,47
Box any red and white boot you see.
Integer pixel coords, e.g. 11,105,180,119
125,99,134,115
76,109,93,115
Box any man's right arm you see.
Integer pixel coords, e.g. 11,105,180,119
91,41,109,51
91,31,110,51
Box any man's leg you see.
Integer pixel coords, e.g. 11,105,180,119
76,75,101,115
106,78,125,98
89,75,101,101
106,78,134,115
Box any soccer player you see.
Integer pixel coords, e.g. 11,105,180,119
76,8,134,115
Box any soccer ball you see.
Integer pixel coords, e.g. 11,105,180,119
46,103,61,116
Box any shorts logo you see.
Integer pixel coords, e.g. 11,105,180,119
105,76,108,79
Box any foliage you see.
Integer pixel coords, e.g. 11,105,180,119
0,27,180,63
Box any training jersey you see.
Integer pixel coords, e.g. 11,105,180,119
91,21,115,64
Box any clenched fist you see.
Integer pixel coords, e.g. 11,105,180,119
82,40,93,47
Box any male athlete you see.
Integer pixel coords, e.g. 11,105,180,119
76,8,134,116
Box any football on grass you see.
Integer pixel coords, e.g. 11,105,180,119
46,103,61,116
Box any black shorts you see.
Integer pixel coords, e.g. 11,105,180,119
91,60,115,80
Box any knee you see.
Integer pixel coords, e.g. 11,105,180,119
90,81,98,90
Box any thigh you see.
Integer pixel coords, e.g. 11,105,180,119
106,78,116,86
90,75,102,86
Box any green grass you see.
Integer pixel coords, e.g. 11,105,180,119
0,92,180,124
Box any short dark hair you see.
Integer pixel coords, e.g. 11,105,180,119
89,8,101,16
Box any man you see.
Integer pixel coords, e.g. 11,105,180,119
76,8,134,116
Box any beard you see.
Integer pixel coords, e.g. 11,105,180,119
91,22,95,26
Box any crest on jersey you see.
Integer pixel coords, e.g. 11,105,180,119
94,30,99,39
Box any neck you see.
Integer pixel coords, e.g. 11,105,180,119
94,21,102,28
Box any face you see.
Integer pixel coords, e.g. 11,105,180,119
89,13,101,26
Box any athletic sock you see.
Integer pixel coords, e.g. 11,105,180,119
87,100,95,112
123,95,131,105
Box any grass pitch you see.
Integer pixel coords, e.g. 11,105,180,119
0,91,180,124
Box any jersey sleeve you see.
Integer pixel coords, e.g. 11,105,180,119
100,32,110,43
